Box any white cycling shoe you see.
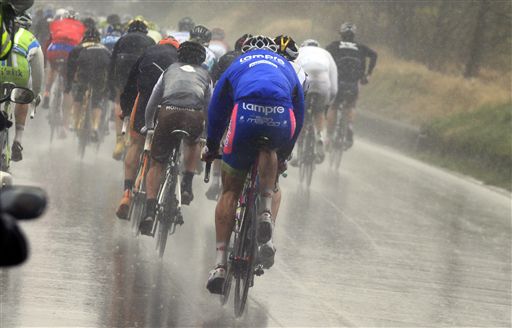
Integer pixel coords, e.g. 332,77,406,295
206,265,226,295
258,240,276,269
257,211,274,244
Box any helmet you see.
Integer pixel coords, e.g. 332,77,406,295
66,9,78,20
178,17,195,32
340,22,356,40
301,39,320,47
159,36,180,49
54,8,68,20
14,12,32,29
274,35,299,60
190,25,212,46
82,17,96,30
5,0,34,15
177,41,206,66
241,35,278,53
83,28,101,43
107,14,121,26
234,33,252,51
127,18,148,34
211,28,225,41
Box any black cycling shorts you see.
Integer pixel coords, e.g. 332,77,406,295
151,108,204,163
333,82,359,109
72,82,106,109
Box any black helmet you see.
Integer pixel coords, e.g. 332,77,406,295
178,41,206,66
178,17,195,32
241,35,278,53
5,0,34,15
340,22,356,41
190,25,211,46
274,35,299,61
234,33,252,52
82,17,96,30
107,14,121,26
83,28,101,43
127,18,148,34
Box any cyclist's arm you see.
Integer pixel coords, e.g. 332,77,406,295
120,57,141,118
360,44,377,76
327,52,338,103
206,73,233,151
279,80,305,160
107,38,120,85
144,73,164,130
27,46,44,97
65,46,82,93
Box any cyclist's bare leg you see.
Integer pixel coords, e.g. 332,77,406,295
92,107,102,131
113,95,126,160
124,133,144,182
257,149,278,213
14,104,28,143
271,187,281,224
183,142,200,173
44,67,56,98
146,160,165,200
314,111,324,137
71,101,81,130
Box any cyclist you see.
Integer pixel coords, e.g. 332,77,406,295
203,35,304,294
205,33,252,200
101,15,124,51
6,13,44,162
139,41,211,235
294,39,338,163
115,36,180,220
66,28,111,140
208,27,229,59
43,9,85,110
1,0,35,60
166,16,194,44
274,35,307,87
325,22,377,150
109,17,155,160
189,24,216,72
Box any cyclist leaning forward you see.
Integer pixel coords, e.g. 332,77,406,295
115,36,180,220
139,41,212,235
203,35,304,294
65,28,111,140
0,13,44,162
325,22,377,149
109,18,155,160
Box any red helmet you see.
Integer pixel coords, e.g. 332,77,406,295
159,36,180,49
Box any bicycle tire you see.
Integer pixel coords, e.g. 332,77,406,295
130,192,146,237
330,109,348,170
233,200,255,317
0,102,11,171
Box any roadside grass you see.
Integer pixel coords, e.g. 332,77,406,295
420,103,512,190
359,50,511,190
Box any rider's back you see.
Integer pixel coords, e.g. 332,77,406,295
49,18,84,46
223,49,298,105
297,46,337,96
76,42,111,82
326,40,365,83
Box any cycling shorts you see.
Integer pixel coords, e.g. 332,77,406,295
47,43,74,63
0,54,30,87
222,101,296,177
72,82,106,109
333,82,358,109
129,90,152,137
151,107,204,163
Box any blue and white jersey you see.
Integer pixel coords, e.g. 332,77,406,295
207,49,305,150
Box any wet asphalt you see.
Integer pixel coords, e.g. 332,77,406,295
0,114,510,327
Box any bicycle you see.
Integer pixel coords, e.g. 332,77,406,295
48,58,66,143
128,130,153,236
329,90,354,171
297,94,318,187
0,84,35,171
151,129,187,258
76,87,93,159
204,137,272,318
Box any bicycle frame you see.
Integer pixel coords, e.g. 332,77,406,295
0,100,12,171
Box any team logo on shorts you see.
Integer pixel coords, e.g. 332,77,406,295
241,102,285,115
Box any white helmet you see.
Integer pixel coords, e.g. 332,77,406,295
301,39,320,47
54,8,67,20
241,35,278,53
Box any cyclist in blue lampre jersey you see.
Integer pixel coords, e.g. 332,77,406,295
202,35,304,294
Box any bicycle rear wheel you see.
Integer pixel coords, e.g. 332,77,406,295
49,75,63,143
130,192,146,236
330,111,348,171
233,202,255,317
155,167,176,258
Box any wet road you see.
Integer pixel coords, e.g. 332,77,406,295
1,116,510,327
